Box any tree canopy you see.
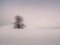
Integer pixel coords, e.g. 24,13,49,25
14,15,25,29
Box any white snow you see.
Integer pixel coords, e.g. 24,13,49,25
0,25,60,45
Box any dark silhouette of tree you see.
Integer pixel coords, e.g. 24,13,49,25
14,15,25,29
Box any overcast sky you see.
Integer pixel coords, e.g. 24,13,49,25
0,0,60,28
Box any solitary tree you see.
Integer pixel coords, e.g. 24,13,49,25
14,15,25,29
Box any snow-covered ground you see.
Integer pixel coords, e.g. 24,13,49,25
0,25,60,45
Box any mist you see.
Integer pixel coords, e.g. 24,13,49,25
0,0,60,28
0,0,60,45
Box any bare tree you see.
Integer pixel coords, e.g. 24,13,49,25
14,15,25,29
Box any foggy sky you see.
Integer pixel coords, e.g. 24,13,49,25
0,0,60,28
